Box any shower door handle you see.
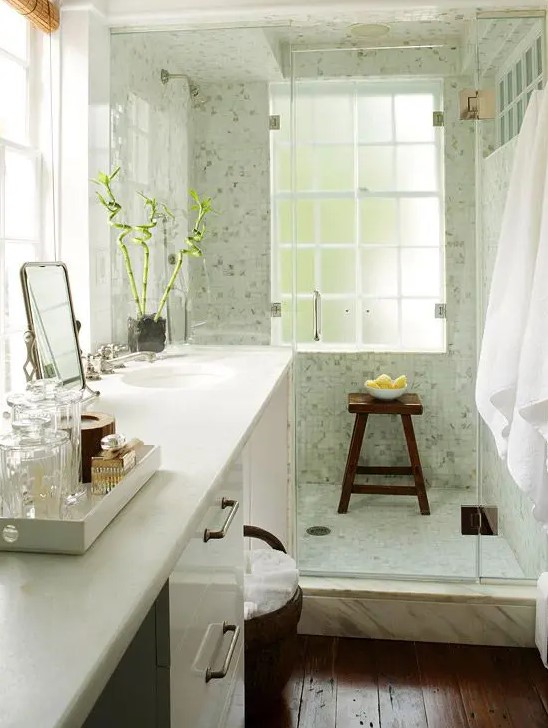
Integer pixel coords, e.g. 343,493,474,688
313,290,322,342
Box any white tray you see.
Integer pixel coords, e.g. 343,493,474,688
0,445,161,554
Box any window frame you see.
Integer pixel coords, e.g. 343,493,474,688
496,26,545,147
0,12,48,396
270,77,446,353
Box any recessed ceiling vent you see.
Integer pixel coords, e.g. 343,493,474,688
350,23,391,39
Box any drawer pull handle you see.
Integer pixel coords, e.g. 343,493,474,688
205,622,240,682
203,498,239,542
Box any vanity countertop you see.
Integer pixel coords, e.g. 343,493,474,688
0,346,292,728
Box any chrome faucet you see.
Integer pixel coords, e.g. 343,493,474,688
87,344,157,378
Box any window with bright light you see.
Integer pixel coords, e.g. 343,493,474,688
497,28,544,146
0,3,50,394
270,79,446,352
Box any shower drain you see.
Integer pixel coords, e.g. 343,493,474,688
306,526,331,536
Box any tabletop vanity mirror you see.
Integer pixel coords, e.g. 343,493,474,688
20,262,87,392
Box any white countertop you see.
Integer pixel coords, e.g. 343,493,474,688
0,346,292,728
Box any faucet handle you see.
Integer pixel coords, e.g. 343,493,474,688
112,344,129,356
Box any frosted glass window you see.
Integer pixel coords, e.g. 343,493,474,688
277,201,292,243
4,149,37,240
270,79,445,351
318,199,354,244
0,3,27,60
397,146,437,192
360,198,398,245
362,299,399,347
359,147,395,192
496,31,544,148
296,147,315,191
316,147,353,191
321,249,356,294
362,248,398,296
401,300,444,350
323,299,356,343
516,60,524,95
400,198,440,246
314,90,354,143
0,56,27,144
358,96,393,143
276,147,291,191
526,48,534,85
280,248,315,294
401,249,440,297
295,94,314,143
395,94,435,142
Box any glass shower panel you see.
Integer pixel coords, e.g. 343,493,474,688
476,13,548,580
291,46,480,579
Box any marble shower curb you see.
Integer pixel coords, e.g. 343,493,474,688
299,577,537,647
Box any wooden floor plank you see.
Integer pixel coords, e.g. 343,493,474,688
523,649,548,718
374,640,428,728
335,638,380,728
415,642,470,728
489,647,548,728
452,644,514,727
246,636,306,728
299,636,338,728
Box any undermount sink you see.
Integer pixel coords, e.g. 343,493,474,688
121,361,234,390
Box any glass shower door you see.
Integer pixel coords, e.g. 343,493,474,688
283,45,482,580
476,11,548,581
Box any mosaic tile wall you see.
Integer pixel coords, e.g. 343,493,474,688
110,33,192,345
190,82,271,345
296,53,477,491
480,139,548,578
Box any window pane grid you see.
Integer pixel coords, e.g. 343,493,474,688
271,79,445,351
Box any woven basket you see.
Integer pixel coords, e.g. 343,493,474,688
244,525,303,717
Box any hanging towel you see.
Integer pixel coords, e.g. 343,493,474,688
506,90,548,523
476,91,546,458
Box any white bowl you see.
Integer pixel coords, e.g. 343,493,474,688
365,385,408,401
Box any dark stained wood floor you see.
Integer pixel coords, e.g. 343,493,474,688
247,636,548,728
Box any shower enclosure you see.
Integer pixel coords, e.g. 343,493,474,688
107,11,547,587
269,11,547,582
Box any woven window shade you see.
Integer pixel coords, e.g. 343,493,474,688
3,0,59,34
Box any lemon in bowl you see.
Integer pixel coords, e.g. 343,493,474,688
365,374,408,401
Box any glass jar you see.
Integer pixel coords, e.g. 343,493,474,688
0,414,71,519
6,386,84,503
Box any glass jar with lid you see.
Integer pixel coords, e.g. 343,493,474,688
0,413,71,519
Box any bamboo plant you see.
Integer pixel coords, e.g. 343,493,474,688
92,167,214,321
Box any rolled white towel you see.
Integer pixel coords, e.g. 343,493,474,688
244,601,257,621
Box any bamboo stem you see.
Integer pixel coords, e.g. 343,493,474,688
140,243,150,314
118,239,143,317
155,251,183,322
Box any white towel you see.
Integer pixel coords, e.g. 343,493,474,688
476,90,545,458
244,549,299,617
477,89,548,525
506,91,548,523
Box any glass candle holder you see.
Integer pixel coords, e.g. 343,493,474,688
0,414,71,520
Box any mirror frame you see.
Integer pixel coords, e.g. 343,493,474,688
20,261,87,391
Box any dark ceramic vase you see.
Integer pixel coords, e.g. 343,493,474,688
127,315,166,353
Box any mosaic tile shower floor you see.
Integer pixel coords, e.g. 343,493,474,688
297,485,524,579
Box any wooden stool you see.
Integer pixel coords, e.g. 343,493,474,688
338,393,430,515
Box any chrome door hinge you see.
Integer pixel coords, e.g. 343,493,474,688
433,111,444,127
459,89,496,120
269,115,281,131
271,302,282,318
434,303,447,319
461,506,498,536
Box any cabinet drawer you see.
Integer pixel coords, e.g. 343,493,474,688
170,584,243,728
